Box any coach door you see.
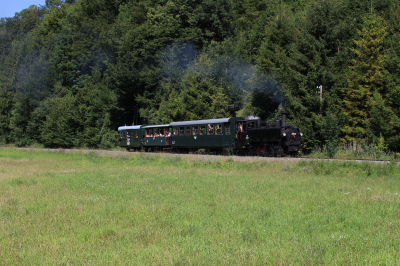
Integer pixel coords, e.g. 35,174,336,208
234,121,246,148
223,123,231,146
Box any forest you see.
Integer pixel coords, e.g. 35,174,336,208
1,0,400,153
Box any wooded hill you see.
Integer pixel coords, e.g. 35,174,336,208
1,0,400,152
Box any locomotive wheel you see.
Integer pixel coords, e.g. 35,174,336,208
274,147,284,157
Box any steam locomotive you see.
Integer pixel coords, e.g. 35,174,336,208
118,111,303,156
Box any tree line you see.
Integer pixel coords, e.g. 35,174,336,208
1,0,400,153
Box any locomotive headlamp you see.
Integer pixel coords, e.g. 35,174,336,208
282,133,286,136
300,132,303,136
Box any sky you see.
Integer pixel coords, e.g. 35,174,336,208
1,0,47,19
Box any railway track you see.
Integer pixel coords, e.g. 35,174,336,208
7,147,397,164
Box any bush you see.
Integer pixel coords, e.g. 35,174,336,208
100,131,117,149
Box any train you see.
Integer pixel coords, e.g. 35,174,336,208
117,111,303,156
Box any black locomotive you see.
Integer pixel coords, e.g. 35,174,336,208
240,111,303,156
118,111,303,156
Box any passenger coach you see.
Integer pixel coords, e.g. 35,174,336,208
117,125,146,151
143,124,171,151
169,117,244,152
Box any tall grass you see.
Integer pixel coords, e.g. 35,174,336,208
309,140,396,160
0,149,399,265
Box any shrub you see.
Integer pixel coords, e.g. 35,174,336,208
321,113,340,158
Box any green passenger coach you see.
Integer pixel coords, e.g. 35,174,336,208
118,125,146,151
143,124,172,150
169,117,245,151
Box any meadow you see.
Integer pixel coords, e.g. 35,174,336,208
0,149,399,265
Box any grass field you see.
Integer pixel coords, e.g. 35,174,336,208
0,149,399,265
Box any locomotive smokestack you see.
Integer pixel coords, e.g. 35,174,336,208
281,111,287,127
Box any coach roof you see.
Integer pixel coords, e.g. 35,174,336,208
170,118,234,126
142,124,170,128
118,125,142,131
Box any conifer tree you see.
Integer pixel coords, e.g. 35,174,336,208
341,14,388,143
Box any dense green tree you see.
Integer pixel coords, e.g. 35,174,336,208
341,14,388,142
40,69,117,148
0,89,13,143
156,76,229,122
9,93,35,146
138,51,230,123
382,1,400,150
256,0,356,151
40,94,77,147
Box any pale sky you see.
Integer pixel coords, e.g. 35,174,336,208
1,0,47,19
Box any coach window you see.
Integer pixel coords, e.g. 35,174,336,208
225,124,230,135
200,125,206,135
179,127,185,135
193,126,199,135
207,124,214,135
146,129,153,137
186,126,191,136
123,131,126,138
136,131,138,138
215,124,222,135
173,127,178,136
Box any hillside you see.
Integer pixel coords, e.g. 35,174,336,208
1,0,400,152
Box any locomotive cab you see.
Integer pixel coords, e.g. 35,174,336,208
236,111,303,156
